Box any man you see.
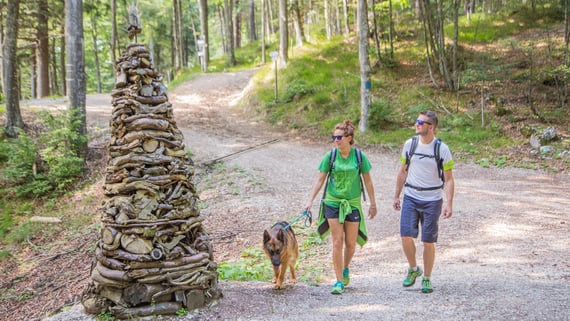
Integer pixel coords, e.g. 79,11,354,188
392,110,455,293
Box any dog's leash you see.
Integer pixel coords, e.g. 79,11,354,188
283,210,312,230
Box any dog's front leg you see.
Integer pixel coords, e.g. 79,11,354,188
272,265,279,285
275,265,285,289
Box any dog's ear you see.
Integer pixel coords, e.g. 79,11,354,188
276,229,285,242
263,230,271,244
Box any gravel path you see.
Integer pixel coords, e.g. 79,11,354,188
41,69,570,321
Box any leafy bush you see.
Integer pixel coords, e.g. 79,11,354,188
368,97,398,129
283,79,315,102
0,203,14,238
0,110,86,198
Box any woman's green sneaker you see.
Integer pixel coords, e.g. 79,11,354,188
342,268,350,286
331,281,345,294
403,267,423,287
421,277,433,293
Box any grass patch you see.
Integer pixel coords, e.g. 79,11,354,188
218,246,273,281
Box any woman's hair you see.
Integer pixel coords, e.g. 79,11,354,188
335,119,355,145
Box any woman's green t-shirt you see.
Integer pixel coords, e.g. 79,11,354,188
318,147,371,203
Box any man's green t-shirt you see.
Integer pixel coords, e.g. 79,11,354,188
318,147,371,203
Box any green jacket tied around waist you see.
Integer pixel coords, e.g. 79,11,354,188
317,195,368,247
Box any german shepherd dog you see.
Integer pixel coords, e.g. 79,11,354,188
263,221,299,289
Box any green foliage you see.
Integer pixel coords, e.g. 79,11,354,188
96,311,115,321
367,98,399,129
0,110,85,198
0,203,15,239
283,79,315,103
217,246,273,281
176,308,189,317
0,250,10,261
167,67,202,90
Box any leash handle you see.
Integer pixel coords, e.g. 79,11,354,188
283,210,313,230
302,209,312,227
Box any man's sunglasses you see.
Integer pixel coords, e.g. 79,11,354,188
331,135,344,141
416,119,432,125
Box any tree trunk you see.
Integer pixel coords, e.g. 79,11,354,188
324,0,331,39
50,37,60,95
31,46,37,99
0,0,4,96
198,0,209,71
111,0,118,71
267,0,275,35
60,22,66,95
218,5,227,53
89,10,102,93
37,0,50,98
342,0,349,35
452,0,459,91
173,0,184,70
4,0,24,137
291,0,305,47
235,0,242,49
65,0,88,159
249,0,257,41
261,0,266,64
357,0,371,132
388,0,394,59
419,0,438,87
334,0,341,35
435,0,453,89
371,0,381,63
224,0,236,66
278,0,288,67
563,0,570,105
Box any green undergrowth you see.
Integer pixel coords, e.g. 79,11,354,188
242,9,569,173
217,224,326,285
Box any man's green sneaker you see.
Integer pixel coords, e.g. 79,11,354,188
421,277,433,293
331,280,345,294
342,268,350,286
403,267,423,287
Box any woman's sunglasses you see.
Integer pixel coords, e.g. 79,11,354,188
331,135,344,141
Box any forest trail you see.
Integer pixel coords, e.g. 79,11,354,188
10,69,570,321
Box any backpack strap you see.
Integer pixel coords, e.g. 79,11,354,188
434,138,445,183
355,148,366,202
321,148,337,201
405,136,419,172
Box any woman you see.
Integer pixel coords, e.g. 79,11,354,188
304,119,377,294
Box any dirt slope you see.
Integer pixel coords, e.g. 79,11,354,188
3,69,569,321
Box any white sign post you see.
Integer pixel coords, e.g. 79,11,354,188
270,51,279,102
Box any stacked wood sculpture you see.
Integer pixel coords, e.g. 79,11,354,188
82,43,220,318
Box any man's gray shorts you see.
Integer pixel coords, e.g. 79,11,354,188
400,194,442,243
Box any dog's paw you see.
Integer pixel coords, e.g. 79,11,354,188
274,283,284,290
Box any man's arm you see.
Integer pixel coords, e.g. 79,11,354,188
442,169,454,218
393,163,408,211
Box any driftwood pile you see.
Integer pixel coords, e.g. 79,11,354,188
82,43,220,318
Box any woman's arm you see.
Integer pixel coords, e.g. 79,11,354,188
362,172,377,219
304,172,328,211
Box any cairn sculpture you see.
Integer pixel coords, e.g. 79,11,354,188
81,41,220,318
